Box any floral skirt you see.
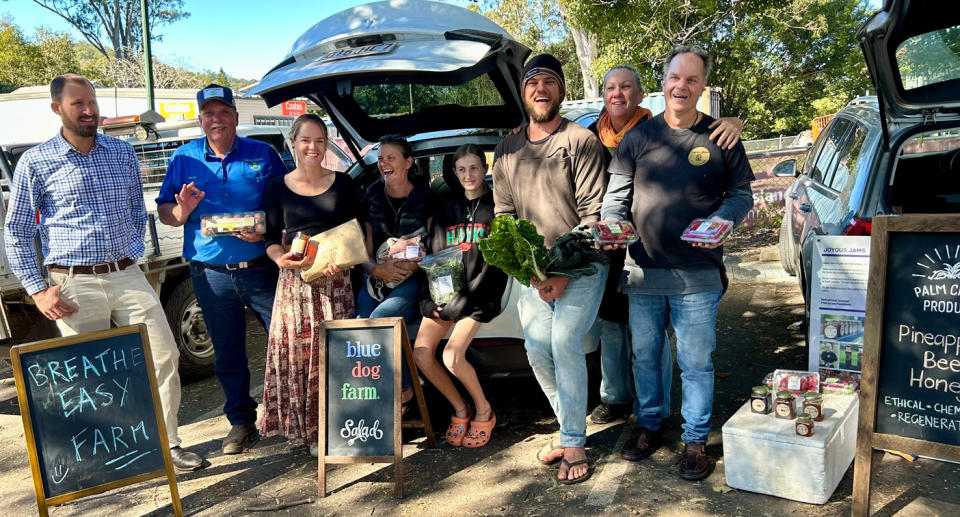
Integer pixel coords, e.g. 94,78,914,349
258,267,354,445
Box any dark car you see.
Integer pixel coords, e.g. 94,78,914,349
777,0,960,317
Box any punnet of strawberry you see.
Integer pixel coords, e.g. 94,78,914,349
592,221,638,245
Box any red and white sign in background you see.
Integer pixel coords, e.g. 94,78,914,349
282,100,307,117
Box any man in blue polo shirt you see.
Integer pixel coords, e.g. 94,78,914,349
157,84,286,455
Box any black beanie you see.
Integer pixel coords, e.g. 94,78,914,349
521,54,566,97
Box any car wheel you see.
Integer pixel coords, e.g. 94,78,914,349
778,216,798,276
165,278,215,381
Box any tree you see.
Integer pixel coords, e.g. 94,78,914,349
215,68,230,88
481,0,587,99
560,0,875,138
30,0,188,60
0,21,89,93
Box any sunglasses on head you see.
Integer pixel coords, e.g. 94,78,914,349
379,133,406,143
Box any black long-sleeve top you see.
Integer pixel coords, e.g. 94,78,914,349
419,189,507,323
263,172,360,249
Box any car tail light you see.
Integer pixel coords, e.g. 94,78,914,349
842,218,872,236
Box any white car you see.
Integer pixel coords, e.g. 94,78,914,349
248,0,601,376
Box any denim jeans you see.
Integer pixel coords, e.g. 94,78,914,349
190,258,278,425
357,274,422,391
518,264,608,448
627,290,722,444
595,318,673,419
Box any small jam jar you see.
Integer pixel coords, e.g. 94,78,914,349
289,231,310,261
795,412,814,437
802,392,824,422
750,386,771,414
775,391,796,419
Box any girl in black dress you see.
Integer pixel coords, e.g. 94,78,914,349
413,144,507,447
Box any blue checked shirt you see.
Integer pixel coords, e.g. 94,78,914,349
3,133,146,295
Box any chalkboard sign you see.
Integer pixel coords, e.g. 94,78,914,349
10,325,181,517
853,215,960,517
875,230,960,444
317,318,434,499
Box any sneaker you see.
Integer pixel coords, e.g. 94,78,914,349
169,446,203,471
679,442,710,481
589,402,633,424
222,423,259,454
620,426,660,461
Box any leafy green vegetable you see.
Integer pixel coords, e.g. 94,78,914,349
479,215,607,287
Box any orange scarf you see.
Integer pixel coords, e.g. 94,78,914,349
597,106,653,148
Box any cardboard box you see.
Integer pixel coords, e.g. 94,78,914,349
722,394,859,504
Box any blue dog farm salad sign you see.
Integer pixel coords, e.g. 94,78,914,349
327,331,392,456
10,325,180,516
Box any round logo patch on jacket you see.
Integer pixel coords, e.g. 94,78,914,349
688,147,710,166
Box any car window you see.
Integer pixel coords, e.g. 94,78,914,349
353,74,504,119
811,118,851,184
895,23,960,92
246,133,294,171
829,123,867,194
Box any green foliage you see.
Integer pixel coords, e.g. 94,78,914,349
29,0,189,60
215,68,230,88
552,0,876,139
481,0,584,98
479,215,548,286
479,215,606,286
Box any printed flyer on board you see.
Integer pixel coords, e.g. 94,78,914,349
808,236,871,387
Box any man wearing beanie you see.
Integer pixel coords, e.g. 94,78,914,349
492,54,608,484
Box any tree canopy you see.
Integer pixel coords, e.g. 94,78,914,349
30,0,188,60
555,0,875,138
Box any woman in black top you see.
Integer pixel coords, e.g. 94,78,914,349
413,144,507,448
259,114,360,457
358,135,433,408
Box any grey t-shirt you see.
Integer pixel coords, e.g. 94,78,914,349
492,119,607,247
601,113,754,294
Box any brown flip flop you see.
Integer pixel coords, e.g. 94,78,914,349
557,457,593,485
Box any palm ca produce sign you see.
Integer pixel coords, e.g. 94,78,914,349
853,215,960,517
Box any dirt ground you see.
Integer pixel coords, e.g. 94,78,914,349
1,241,959,516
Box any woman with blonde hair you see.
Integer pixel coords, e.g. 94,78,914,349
259,113,361,456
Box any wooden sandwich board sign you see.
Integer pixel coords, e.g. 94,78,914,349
9,324,182,517
853,215,960,516
318,317,435,498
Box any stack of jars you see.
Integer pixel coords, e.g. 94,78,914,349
749,386,823,437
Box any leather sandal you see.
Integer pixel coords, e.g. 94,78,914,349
463,410,496,448
445,408,473,447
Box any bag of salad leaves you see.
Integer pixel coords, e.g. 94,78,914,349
420,245,465,305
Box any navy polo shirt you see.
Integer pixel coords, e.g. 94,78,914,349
157,135,287,264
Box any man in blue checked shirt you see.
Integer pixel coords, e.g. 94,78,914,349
3,74,204,471
157,84,286,455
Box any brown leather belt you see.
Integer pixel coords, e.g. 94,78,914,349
48,257,136,275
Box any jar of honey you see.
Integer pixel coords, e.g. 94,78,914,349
795,412,814,437
750,386,771,414
775,391,796,420
802,392,824,422
289,231,310,261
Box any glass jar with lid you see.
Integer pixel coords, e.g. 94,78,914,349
750,386,772,414
795,412,814,437
802,392,824,421
775,391,796,420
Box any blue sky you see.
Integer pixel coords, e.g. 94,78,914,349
2,0,471,79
